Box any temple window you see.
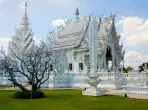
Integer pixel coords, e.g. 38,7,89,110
79,63,83,70
69,63,72,70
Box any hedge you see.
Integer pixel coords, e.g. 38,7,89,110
13,91,44,99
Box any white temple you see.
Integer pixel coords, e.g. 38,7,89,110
51,10,124,73
6,3,124,89
46,8,125,89
4,3,148,94
8,2,35,61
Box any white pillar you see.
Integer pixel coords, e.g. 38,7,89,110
89,14,98,74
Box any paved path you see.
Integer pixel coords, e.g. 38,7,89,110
106,89,148,100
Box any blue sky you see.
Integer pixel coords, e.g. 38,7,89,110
0,0,147,38
0,0,148,67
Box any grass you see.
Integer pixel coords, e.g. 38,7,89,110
0,90,148,110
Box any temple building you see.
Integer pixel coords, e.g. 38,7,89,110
50,8,124,74
47,8,125,89
7,2,125,89
2,2,148,94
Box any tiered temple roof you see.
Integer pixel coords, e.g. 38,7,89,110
51,11,118,55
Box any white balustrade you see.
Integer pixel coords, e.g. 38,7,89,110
1,71,148,95
123,86,148,94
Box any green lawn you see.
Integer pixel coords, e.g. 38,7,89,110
0,90,148,110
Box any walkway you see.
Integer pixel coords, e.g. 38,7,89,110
106,89,148,100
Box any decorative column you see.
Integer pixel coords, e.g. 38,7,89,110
82,14,105,96
98,54,102,71
116,57,120,72
112,56,115,72
88,13,98,74
103,55,107,71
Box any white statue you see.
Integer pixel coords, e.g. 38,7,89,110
108,60,112,71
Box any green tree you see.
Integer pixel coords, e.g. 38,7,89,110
123,66,133,73
126,66,133,72
123,67,127,73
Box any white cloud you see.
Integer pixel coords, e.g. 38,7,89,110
52,19,65,27
0,37,11,53
116,16,148,46
124,51,148,69
0,0,7,6
18,2,25,9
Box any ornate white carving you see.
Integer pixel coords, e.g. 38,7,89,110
8,2,35,61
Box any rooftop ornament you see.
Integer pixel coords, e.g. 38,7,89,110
75,6,79,20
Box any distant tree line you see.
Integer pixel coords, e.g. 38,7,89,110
122,62,148,73
123,66,133,73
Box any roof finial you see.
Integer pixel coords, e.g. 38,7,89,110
24,1,27,18
20,1,30,29
75,6,79,20
25,1,27,10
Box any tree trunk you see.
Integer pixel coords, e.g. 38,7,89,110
30,84,38,99
9,79,29,92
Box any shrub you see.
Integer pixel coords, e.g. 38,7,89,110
32,91,44,99
14,92,30,99
13,91,44,99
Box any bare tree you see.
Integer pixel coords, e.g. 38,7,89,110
0,41,67,94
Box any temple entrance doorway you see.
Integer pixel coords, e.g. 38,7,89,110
106,46,112,70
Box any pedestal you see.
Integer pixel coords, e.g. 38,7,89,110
82,87,105,96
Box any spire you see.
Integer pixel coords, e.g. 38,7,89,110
75,6,79,20
20,1,30,29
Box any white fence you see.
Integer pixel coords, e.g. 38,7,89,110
1,71,148,95
123,86,148,94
